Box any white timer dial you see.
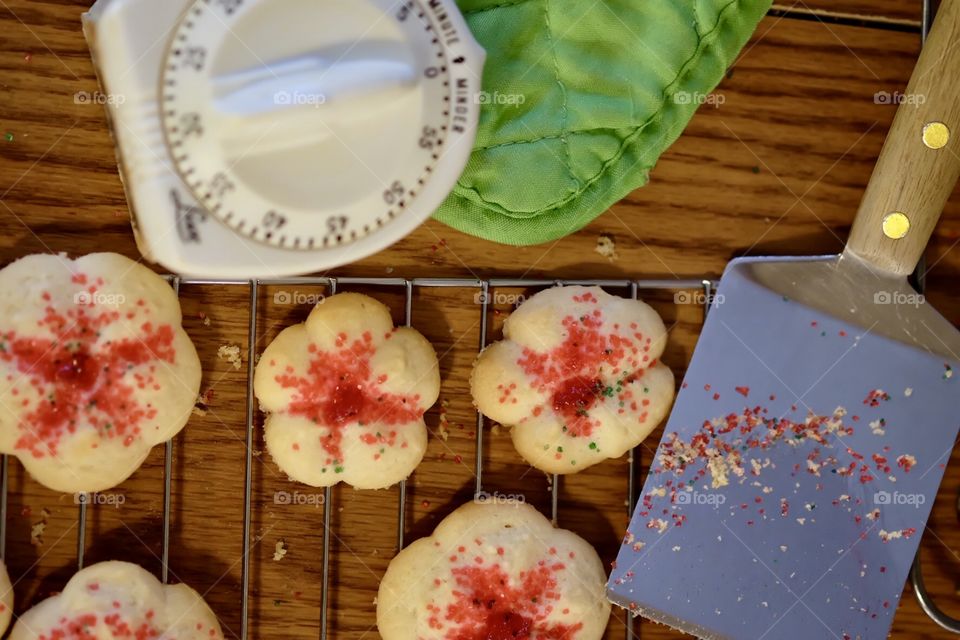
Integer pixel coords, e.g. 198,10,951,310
83,0,483,277
162,0,462,250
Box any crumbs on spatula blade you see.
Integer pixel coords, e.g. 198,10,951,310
879,528,916,542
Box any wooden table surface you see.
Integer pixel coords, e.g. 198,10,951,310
1,1,960,638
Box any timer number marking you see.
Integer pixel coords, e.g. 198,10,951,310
180,113,204,138
182,47,207,71
209,172,234,198
324,216,348,246
263,210,287,231
419,126,439,150
383,181,405,205
216,0,243,16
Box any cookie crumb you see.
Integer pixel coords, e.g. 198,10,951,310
273,540,287,561
217,344,242,370
595,234,619,261
436,399,451,441
31,520,46,546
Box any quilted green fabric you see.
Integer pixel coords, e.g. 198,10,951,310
434,0,771,244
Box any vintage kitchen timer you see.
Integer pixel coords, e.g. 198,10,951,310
83,0,485,277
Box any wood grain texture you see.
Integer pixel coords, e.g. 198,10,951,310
0,1,959,639
846,0,960,275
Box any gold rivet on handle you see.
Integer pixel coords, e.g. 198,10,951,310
922,122,950,149
882,212,911,239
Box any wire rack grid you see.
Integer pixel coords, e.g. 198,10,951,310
1,275,715,639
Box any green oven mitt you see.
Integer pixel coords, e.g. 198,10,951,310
435,0,771,244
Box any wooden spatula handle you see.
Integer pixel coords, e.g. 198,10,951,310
845,0,960,276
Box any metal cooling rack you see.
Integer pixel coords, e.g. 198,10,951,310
0,276,710,639
3,274,953,637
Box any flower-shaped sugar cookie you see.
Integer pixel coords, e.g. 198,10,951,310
0,253,201,493
254,292,440,489
0,560,11,636
378,500,610,640
9,560,222,639
471,286,675,473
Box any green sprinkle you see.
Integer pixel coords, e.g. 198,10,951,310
751,166,760,174
556,446,563,453
334,466,344,474
4,132,13,142
588,442,598,450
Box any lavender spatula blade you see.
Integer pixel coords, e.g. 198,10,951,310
608,255,960,640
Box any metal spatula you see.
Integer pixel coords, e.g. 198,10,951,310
607,2,960,638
